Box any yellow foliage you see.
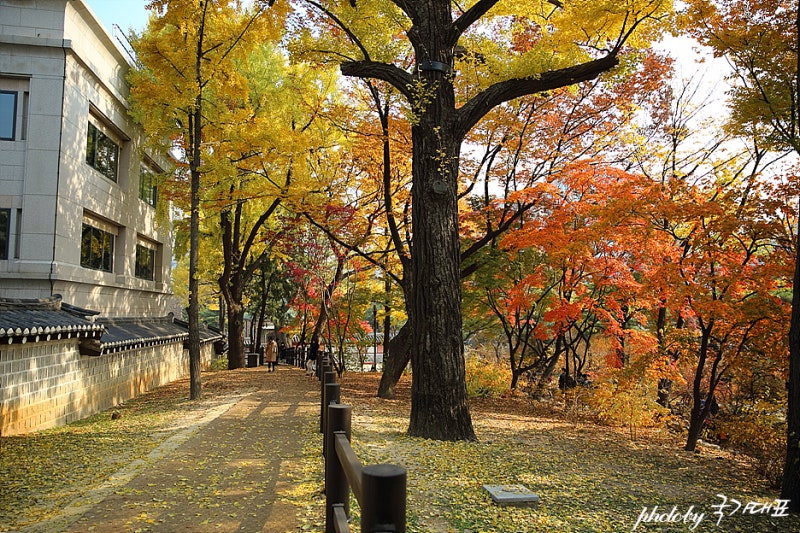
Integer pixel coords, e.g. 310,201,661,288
464,357,513,399
588,364,670,437
715,406,786,488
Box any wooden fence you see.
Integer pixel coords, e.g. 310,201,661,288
318,360,407,533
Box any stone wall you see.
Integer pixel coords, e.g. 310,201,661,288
0,339,214,436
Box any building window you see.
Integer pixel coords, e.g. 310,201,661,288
139,167,157,207
0,209,9,260
0,91,17,141
81,223,114,272
135,243,155,280
14,209,21,259
85,121,119,181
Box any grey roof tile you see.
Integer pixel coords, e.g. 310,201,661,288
0,297,103,340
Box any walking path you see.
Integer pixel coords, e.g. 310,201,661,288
24,367,320,533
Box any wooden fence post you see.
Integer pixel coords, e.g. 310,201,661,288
326,403,352,533
321,370,337,432
360,464,406,533
322,382,340,457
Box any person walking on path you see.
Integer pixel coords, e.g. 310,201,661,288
265,336,278,372
306,337,319,376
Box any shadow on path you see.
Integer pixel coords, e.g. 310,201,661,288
46,367,319,533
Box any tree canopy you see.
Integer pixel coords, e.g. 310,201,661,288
126,3,800,499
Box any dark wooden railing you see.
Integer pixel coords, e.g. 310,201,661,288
319,358,406,533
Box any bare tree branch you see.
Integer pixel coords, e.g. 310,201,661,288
455,53,619,138
340,60,415,101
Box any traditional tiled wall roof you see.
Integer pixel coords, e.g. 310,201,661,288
82,316,189,355
0,297,104,344
0,297,222,353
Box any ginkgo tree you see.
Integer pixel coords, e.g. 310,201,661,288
130,0,288,394
288,0,672,440
207,46,341,369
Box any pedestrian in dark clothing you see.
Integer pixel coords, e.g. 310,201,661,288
306,338,319,376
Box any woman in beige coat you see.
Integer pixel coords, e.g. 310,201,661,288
264,337,278,372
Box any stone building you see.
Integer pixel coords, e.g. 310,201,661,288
0,2,223,436
0,0,173,316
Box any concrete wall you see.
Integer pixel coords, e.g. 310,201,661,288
0,339,215,436
0,0,175,316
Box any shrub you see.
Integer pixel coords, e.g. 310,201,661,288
464,357,512,399
588,366,670,438
715,406,786,488
209,358,229,371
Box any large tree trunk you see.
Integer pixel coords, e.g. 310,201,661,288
219,207,247,370
221,264,245,369
405,4,475,441
226,302,246,369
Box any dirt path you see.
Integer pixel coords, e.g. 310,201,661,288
25,367,320,533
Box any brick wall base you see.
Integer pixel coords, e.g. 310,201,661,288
0,340,214,436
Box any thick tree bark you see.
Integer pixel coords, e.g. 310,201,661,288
227,303,246,369
402,2,476,441
219,207,247,370
377,322,412,399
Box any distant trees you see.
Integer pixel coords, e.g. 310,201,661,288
131,1,331,376
682,0,800,504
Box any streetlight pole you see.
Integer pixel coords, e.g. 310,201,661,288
372,304,377,372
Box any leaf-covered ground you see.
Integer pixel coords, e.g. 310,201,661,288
339,373,800,533
3,367,800,533
0,368,264,531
